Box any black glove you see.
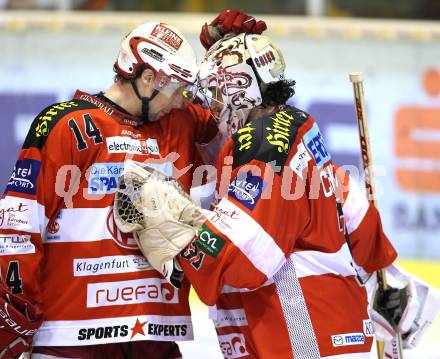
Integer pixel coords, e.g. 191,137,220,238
374,286,409,328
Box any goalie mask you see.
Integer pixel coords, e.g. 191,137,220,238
198,33,286,136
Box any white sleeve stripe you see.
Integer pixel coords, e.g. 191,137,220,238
220,278,274,294
342,176,369,234
291,243,357,278
0,196,46,234
208,198,286,279
211,308,248,328
222,243,359,290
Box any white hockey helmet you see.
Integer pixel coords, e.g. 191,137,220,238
114,22,198,88
198,33,285,136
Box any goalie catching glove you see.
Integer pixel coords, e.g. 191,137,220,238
114,160,205,287
0,283,43,359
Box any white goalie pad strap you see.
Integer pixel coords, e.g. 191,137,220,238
367,274,395,342
369,306,394,341
397,278,418,334
362,271,377,306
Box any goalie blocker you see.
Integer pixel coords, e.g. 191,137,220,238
367,264,440,349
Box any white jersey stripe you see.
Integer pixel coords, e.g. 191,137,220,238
33,314,193,346
220,278,274,294
208,198,285,279
342,177,369,235
292,243,357,279
0,196,47,234
44,206,111,243
42,206,140,249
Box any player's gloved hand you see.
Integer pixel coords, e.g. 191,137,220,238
0,284,43,359
379,286,410,326
114,160,206,288
368,265,440,349
371,284,410,341
200,10,267,50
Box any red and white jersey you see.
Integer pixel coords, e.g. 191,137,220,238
178,107,397,358
0,91,217,347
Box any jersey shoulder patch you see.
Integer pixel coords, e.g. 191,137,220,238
232,106,309,173
23,99,97,149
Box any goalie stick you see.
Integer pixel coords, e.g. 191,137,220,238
349,72,404,359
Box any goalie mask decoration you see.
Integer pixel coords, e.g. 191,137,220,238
197,33,286,136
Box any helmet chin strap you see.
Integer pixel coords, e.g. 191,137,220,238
130,79,159,124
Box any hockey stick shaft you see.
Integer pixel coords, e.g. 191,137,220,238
349,72,404,359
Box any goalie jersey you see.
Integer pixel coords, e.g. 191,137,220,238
0,90,217,346
178,106,397,358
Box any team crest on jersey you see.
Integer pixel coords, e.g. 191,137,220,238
46,211,62,241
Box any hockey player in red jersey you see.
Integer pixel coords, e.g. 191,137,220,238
0,12,268,359
114,27,440,358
